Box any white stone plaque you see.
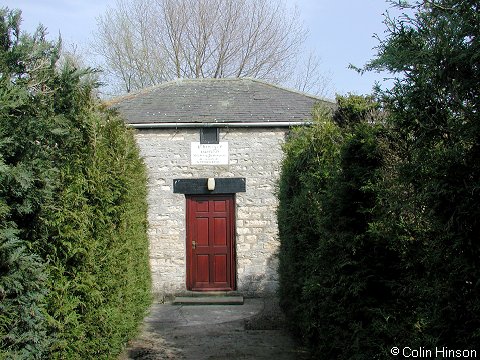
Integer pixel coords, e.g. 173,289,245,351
191,142,229,165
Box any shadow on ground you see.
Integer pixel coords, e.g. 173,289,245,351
119,298,310,360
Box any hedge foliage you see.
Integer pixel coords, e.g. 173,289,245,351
368,0,480,349
0,8,151,359
278,1,480,357
278,96,402,358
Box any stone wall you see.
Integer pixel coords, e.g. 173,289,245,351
135,127,287,299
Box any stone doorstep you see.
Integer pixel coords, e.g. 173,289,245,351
175,290,243,297
172,291,243,305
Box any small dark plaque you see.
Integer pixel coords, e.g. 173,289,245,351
200,128,219,144
173,178,246,194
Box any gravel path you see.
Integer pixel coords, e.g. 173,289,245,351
119,298,310,360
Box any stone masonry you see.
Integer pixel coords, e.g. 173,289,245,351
109,78,332,300
136,127,287,299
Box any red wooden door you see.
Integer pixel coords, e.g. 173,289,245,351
186,195,235,291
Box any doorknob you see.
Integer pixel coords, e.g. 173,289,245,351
192,240,196,249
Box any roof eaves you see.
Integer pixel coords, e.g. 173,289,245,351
128,120,311,129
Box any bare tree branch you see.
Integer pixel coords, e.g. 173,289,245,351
93,0,331,96
291,50,332,97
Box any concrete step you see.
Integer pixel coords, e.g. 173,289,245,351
173,295,244,305
175,290,243,297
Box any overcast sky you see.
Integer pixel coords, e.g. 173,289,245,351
3,0,397,97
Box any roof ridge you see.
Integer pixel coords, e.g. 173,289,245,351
241,77,333,103
105,81,177,106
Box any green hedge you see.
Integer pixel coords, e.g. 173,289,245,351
0,9,150,359
369,0,480,349
278,96,408,358
277,105,342,338
0,237,49,359
41,111,151,359
279,57,480,356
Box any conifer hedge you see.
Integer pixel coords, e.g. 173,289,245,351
0,8,151,359
278,96,402,358
278,1,480,351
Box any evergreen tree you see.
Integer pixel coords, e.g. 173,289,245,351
366,0,480,346
278,96,396,357
1,8,151,358
0,8,58,357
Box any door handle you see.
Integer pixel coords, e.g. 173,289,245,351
192,240,196,249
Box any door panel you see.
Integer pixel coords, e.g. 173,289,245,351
213,218,227,246
214,255,227,283
196,255,210,283
186,195,235,291
197,217,209,246
214,200,226,212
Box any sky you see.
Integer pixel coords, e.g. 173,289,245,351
2,0,397,97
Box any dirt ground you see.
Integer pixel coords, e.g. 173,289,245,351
118,298,310,360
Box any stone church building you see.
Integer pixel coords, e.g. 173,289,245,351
110,78,330,299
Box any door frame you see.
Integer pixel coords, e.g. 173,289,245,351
185,194,236,291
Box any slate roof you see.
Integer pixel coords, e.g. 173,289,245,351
108,78,333,125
